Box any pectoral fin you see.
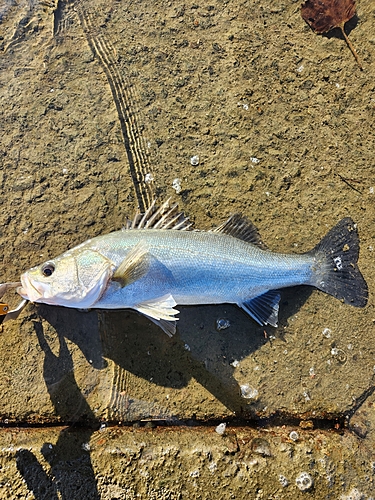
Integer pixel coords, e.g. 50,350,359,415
240,290,281,327
134,293,179,337
112,242,150,287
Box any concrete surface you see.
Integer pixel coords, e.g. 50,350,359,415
2,424,375,499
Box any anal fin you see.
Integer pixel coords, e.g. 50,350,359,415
135,294,179,337
240,290,281,327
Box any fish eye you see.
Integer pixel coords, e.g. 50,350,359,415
41,263,55,277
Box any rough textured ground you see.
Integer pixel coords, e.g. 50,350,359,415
2,424,375,499
0,0,374,498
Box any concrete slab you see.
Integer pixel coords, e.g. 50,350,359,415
1,424,375,499
1,0,374,424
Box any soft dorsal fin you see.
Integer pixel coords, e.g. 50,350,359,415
213,214,267,249
124,199,193,231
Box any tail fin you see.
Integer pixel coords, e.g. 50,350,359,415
308,218,368,307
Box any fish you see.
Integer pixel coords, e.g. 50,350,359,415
18,200,368,336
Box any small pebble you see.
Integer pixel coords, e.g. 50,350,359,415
208,462,217,473
251,438,271,457
331,347,347,364
340,488,365,500
189,470,200,477
303,391,311,402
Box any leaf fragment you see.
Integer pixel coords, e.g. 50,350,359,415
301,0,362,69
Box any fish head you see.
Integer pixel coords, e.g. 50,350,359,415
18,249,114,308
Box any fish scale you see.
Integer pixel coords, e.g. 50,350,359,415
86,229,312,303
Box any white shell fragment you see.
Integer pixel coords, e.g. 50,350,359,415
322,328,331,338
240,384,258,399
278,475,289,487
289,431,299,441
144,173,154,184
216,318,230,331
190,155,199,166
295,472,314,491
215,423,226,435
172,178,181,194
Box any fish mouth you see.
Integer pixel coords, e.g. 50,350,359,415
18,274,44,302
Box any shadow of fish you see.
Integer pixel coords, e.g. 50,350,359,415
18,200,368,335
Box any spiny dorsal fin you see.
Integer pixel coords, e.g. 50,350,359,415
124,199,193,231
112,242,150,287
213,214,267,249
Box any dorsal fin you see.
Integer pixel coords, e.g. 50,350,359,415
213,214,267,249
124,199,193,231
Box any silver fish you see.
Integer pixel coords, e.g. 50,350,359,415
18,200,368,335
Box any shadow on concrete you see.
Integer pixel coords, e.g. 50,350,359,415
98,286,313,416
35,286,313,418
16,426,100,500
15,317,101,500
14,286,312,499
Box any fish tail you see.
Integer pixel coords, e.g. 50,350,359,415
307,218,368,307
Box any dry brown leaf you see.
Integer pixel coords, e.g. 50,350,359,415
301,0,362,69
